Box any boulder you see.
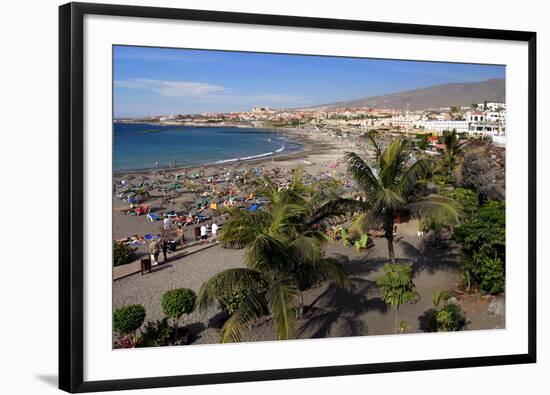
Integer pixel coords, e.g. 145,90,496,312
488,296,505,316
447,296,459,305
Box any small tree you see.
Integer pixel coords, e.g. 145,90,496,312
161,288,197,337
377,264,416,333
113,304,146,346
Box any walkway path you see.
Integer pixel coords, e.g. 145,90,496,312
113,241,221,280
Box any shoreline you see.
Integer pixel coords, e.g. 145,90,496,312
113,125,343,177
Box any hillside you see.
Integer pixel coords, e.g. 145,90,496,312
308,78,505,111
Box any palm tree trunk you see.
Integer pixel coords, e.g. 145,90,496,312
387,238,396,264
384,216,396,264
395,307,399,334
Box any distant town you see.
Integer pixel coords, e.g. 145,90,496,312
117,101,506,146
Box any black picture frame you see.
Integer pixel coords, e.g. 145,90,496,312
59,2,537,393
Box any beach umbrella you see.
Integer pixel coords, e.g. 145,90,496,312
167,182,181,190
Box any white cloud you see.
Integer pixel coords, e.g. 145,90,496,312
115,79,314,114
114,79,225,97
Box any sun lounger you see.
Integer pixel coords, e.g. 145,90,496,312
135,205,150,216
195,214,210,223
147,213,160,222
164,210,178,219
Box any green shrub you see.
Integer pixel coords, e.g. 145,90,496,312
161,288,196,325
477,255,505,294
436,303,466,332
113,242,137,267
455,201,505,294
436,309,454,332
113,305,146,339
440,187,478,219
141,318,172,347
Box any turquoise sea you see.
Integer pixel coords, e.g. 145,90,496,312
113,123,303,172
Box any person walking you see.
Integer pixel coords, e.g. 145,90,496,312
149,238,160,266
200,223,208,244
163,216,172,230
210,221,219,243
160,239,168,262
176,225,186,250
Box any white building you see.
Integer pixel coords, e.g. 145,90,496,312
385,114,420,129
485,111,506,123
467,111,486,122
477,102,506,111
468,122,506,135
413,120,470,134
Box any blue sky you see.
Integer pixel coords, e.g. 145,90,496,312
114,45,505,118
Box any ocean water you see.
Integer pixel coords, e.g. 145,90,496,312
113,123,303,172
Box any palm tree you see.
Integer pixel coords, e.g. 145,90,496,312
320,138,459,263
198,171,350,343
377,263,416,333
441,129,465,173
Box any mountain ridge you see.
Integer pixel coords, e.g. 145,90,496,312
304,78,505,111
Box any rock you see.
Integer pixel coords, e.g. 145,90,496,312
447,296,458,304
488,296,505,316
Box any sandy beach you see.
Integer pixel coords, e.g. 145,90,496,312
113,126,357,255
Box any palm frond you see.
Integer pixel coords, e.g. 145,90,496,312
265,279,299,340
308,197,369,227
289,235,323,268
316,258,351,288
346,152,381,197
218,209,268,245
364,130,382,160
220,292,267,343
407,195,461,225
245,232,290,274
349,211,380,235
197,268,265,311
372,188,406,214
396,158,433,197
379,139,405,189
